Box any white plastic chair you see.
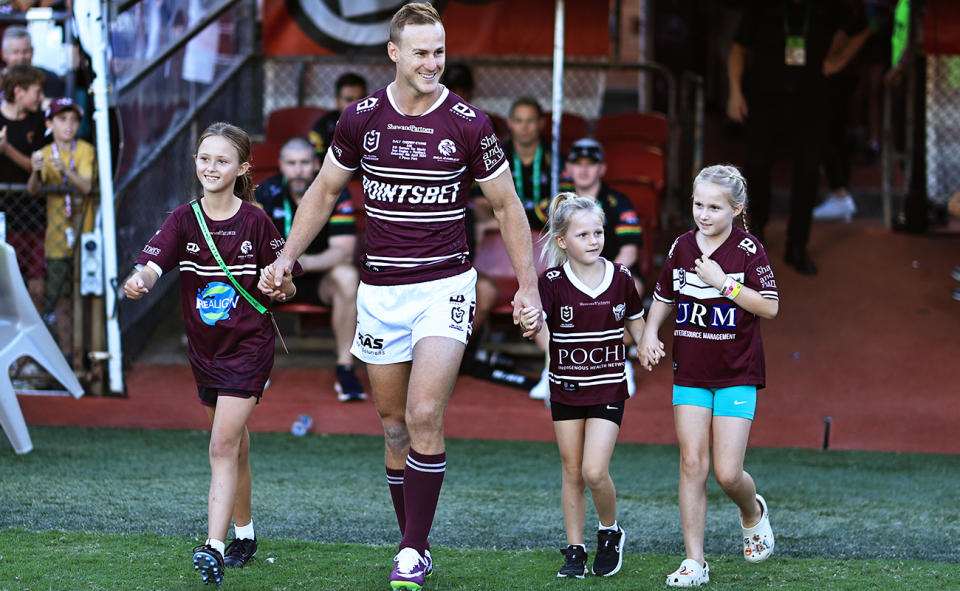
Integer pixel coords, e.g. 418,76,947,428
0,242,84,454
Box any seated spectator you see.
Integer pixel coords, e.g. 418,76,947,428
26,97,96,356
2,26,65,100
309,72,367,161
254,136,366,402
0,64,48,308
528,138,645,401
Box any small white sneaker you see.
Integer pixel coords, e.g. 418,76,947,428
529,367,550,400
624,359,636,397
666,558,709,587
741,493,775,563
813,193,856,221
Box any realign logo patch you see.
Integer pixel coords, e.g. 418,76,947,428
196,282,239,326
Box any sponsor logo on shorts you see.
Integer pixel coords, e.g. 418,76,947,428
451,306,465,324
357,332,384,351
733,400,748,405
450,294,465,303
606,404,619,410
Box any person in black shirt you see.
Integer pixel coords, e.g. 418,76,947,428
254,136,366,402
309,72,367,162
727,0,862,275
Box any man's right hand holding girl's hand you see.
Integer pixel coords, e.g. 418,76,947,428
258,263,296,302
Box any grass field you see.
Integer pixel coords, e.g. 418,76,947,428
2,426,959,590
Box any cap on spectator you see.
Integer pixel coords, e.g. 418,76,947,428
45,97,83,119
567,138,604,163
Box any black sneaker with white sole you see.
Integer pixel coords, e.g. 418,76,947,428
591,526,625,576
223,537,258,568
557,545,587,578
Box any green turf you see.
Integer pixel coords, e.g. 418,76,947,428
1,426,959,589
1,530,958,590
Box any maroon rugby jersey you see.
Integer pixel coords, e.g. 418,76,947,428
135,200,301,391
653,226,778,389
540,259,645,406
329,85,508,286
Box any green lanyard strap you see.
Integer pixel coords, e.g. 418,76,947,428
191,200,267,315
512,143,542,204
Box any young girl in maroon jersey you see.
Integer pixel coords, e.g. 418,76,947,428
124,122,297,586
639,164,779,587
519,192,654,579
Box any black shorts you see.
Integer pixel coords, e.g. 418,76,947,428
197,386,262,408
551,400,625,426
293,272,327,306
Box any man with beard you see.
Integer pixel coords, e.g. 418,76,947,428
255,136,365,401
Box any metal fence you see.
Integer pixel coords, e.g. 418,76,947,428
924,55,960,208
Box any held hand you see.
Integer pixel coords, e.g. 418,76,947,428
638,335,666,371
123,275,149,299
258,265,285,299
694,254,727,290
517,306,540,333
512,284,543,340
272,254,295,288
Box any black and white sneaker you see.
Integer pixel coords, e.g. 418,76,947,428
592,526,625,576
335,365,367,402
192,544,225,586
557,545,587,578
223,537,258,568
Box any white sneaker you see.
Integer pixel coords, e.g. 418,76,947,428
624,359,636,397
813,194,856,221
666,558,709,587
529,367,550,400
741,493,775,563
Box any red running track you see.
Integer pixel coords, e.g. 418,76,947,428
14,220,960,454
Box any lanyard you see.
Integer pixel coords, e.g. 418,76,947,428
280,177,294,236
783,2,810,37
190,200,267,315
51,140,77,218
512,143,542,204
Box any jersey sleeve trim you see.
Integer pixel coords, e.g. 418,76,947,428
329,151,358,172
653,292,674,305
146,260,163,279
475,160,509,183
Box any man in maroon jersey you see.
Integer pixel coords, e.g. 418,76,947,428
263,3,541,589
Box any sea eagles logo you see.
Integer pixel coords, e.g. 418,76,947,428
451,306,465,324
613,303,625,321
438,138,456,156
546,270,561,280
240,240,252,255
186,242,200,254
738,238,757,255
560,306,573,323
451,102,476,119
364,130,380,152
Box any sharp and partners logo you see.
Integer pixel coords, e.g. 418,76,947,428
196,282,239,326
364,130,380,152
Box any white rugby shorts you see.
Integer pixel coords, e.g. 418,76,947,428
351,268,477,364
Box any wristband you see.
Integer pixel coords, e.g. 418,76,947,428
721,276,742,300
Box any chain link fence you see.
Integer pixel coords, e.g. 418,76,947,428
925,55,960,206
262,55,703,221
